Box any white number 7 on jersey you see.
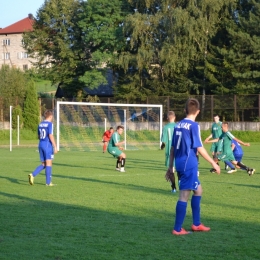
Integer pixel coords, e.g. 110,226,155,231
176,131,182,149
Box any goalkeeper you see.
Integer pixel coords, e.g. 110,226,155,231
107,125,126,172
161,111,177,192
102,127,114,153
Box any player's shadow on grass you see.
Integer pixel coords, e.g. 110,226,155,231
0,175,20,184
56,174,170,195
210,180,260,189
53,162,85,168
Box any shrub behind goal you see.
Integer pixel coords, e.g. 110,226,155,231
56,101,163,151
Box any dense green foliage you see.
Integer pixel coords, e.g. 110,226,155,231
1,147,260,259
23,81,40,131
22,0,260,100
0,65,27,108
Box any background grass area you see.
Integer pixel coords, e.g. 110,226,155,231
35,79,56,93
0,144,260,260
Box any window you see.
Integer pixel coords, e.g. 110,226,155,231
2,39,10,46
23,64,28,70
2,53,10,60
17,52,28,59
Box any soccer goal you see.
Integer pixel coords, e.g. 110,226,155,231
56,101,163,151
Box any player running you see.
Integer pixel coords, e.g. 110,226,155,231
205,122,255,176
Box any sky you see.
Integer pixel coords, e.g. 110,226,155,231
0,0,45,28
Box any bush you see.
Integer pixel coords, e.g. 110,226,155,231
23,80,40,131
12,105,24,130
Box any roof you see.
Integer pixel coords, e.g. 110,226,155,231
0,15,34,35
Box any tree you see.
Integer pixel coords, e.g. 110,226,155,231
224,0,260,94
23,0,85,94
0,65,27,109
116,0,236,101
23,81,40,131
23,0,128,97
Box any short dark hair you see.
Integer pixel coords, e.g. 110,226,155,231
109,127,113,130
44,110,53,119
213,114,219,118
185,98,200,115
117,125,124,130
167,111,175,118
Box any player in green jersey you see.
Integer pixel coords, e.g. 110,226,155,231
161,111,177,192
204,114,223,171
107,125,126,172
205,122,255,176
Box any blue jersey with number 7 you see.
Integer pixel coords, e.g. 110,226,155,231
172,118,203,171
38,120,53,144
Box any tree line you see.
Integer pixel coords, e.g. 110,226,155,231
21,0,260,102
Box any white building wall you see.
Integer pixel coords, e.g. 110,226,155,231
0,33,36,70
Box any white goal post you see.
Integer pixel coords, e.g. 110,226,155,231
56,101,163,151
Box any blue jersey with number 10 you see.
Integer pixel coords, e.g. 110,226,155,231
38,120,53,145
172,118,203,171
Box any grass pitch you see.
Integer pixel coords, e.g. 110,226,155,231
0,144,260,260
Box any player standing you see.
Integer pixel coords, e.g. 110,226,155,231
161,111,177,192
166,98,220,235
102,127,114,153
204,114,222,171
107,125,126,172
28,110,58,186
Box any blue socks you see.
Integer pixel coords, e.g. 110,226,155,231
45,166,52,185
32,165,45,177
191,195,201,226
225,160,235,169
174,201,187,232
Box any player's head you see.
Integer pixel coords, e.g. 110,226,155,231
117,125,124,135
109,127,114,133
213,114,220,123
221,121,229,132
44,110,53,121
185,98,200,116
167,111,176,122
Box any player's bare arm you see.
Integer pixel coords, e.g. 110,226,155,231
204,138,219,144
49,134,58,154
204,134,212,142
165,146,174,181
234,137,250,147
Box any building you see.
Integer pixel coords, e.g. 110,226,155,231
0,14,35,70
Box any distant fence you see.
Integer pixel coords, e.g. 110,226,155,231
1,95,260,129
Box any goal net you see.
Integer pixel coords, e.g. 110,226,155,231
56,101,163,151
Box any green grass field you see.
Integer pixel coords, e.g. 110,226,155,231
0,144,260,260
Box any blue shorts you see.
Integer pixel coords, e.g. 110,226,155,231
234,154,243,162
38,145,54,161
177,167,200,191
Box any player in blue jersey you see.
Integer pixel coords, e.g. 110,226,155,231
165,98,220,235
28,110,58,186
107,125,126,172
161,111,177,192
